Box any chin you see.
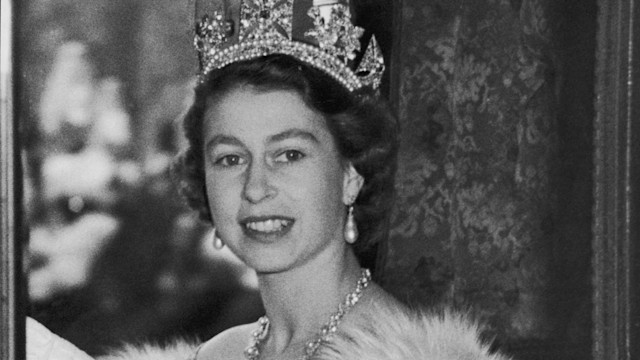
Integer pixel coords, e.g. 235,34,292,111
228,241,292,274
240,245,322,277
244,253,299,275
227,227,338,275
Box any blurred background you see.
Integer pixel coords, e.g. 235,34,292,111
18,0,264,355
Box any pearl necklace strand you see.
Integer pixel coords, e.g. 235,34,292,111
244,268,371,360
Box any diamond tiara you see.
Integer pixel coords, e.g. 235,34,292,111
194,0,385,92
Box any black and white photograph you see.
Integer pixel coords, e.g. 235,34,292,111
1,1,638,359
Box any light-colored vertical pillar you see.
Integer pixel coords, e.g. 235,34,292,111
1,0,20,359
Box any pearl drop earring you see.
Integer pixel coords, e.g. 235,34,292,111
344,205,358,244
211,228,225,249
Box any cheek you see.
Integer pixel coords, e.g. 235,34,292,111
290,159,345,214
204,170,240,223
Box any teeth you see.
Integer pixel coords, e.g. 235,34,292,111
246,219,290,233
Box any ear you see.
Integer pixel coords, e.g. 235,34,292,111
342,162,364,205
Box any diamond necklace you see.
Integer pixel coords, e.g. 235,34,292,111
244,268,371,360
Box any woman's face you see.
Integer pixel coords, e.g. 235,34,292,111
202,85,357,273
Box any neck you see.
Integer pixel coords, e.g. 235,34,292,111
256,247,363,354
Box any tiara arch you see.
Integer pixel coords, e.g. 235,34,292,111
190,0,386,92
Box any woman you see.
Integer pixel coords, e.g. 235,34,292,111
175,52,400,359
28,1,510,359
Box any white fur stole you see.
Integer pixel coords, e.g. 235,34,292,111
95,341,199,360
315,302,511,360
79,304,510,360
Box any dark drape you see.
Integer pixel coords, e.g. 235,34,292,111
380,1,595,359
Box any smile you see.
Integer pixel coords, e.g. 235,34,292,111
240,216,295,236
245,218,291,233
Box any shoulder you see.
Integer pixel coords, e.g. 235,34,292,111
195,323,256,360
317,299,512,360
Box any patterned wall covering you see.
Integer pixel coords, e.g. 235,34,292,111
380,0,581,357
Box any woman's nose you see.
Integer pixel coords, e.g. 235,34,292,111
242,162,277,203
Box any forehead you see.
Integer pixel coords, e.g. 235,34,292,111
203,86,331,141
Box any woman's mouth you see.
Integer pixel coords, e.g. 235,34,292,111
240,216,295,238
245,218,291,233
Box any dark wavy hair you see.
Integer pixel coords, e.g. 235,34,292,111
172,54,398,259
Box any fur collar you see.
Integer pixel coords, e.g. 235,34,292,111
96,341,199,360
315,302,511,360
93,303,509,360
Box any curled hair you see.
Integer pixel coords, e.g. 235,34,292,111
172,54,398,260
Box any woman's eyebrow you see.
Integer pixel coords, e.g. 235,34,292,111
268,129,320,144
205,134,244,150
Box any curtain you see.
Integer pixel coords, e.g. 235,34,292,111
381,1,592,357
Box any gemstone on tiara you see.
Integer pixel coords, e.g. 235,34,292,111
240,0,293,41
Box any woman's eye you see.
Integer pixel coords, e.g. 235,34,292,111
275,150,305,163
215,154,245,167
